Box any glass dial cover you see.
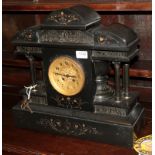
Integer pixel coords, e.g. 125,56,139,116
48,56,85,96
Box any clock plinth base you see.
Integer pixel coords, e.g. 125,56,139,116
12,102,144,148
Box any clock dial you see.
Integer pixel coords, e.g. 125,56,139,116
48,56,85,96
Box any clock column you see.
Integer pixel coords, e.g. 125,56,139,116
25,54,37,86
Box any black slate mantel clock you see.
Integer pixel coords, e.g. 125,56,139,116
12,5,144,147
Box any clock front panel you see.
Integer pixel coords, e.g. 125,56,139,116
43,47,96,111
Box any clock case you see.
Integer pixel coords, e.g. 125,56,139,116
12,5,144,147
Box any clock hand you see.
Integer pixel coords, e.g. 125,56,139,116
54,72,77,78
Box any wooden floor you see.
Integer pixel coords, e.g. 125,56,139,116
3,106,152,155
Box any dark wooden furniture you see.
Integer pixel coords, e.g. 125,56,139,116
3,0,152,154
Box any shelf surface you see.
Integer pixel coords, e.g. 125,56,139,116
3,0,152,12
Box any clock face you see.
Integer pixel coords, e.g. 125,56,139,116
48,56,85,96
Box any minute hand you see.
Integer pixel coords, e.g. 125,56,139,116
54,72,77,78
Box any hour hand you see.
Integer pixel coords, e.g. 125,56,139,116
54,72,76,78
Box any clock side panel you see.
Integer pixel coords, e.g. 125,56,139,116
42,47,96,111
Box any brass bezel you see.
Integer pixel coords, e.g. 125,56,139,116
48,56,85,96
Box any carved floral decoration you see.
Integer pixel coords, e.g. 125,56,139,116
48,11,79,25
38,117,101,136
